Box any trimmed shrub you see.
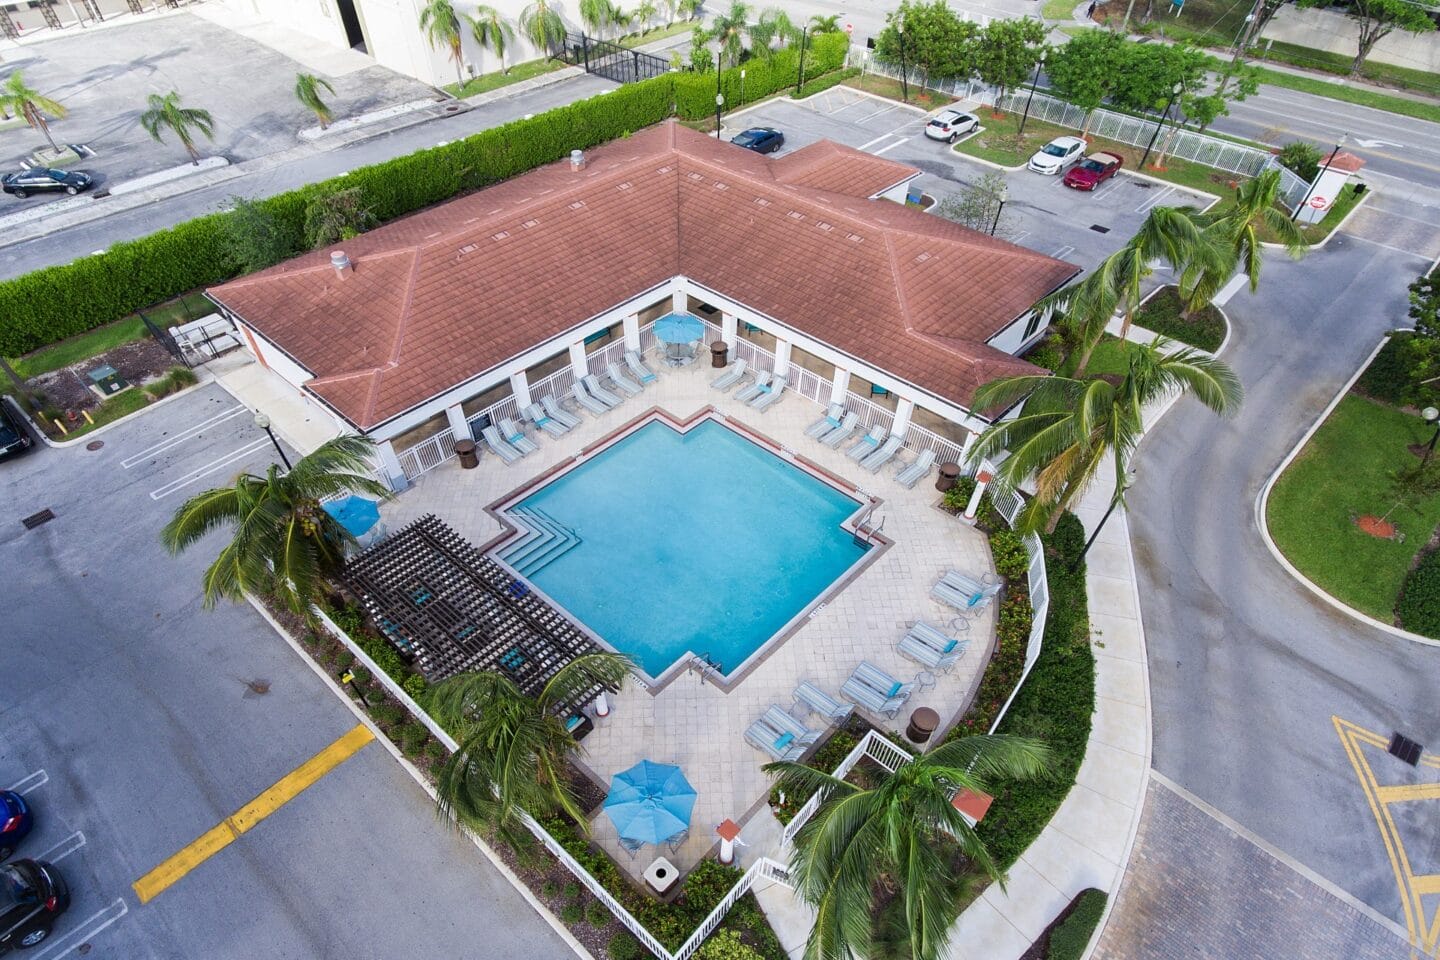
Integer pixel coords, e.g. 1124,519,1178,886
697,929,766,960
793,67,860,99
674,32,849,118
402,672,428,701
1397,547,1440,638
606,932,645,960
560,901,585,925
585,898,612,927
1046,889,1108,960
1277,141,1321,184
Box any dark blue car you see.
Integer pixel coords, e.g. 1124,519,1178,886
0,793,31,862
730,127,784,154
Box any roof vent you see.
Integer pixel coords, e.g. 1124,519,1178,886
656,165,673,174
458,243,478,255
492,230,511,241
569,200,586,210
914,252,932,263
714,181,729,191
787,211,804,221
522,219,540,229
753,197,771,207
570,149,585,171
846,233,864,243
330,250,352,275
687,172,705,181
617,181,634,191
817,221,833,231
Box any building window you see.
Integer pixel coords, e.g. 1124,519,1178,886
1021,311,1043,341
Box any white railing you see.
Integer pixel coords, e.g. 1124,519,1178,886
470,393,522,433
781,730,914,847
903,422,968,468
732,336,776,374
395,426,457,480
586,336,631,377
980,468,1050,734
670,855,792,960
787,365,830,405
841,389,896,437
528,364,578,407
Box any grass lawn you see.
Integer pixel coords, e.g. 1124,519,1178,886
1261,182,1365,245
1056,334,1144,376
10,292,212,380
842,73,957,111
1135,286,1226,351
1267,393,1440,620
1257,40,1440,99
1250,66,1440,125
444,58,566,99
1042,0,1078,19
50,389,152,440
618,21,695,48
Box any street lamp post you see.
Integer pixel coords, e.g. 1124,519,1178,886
1421,406,1440,467
1071,470,1136,571
714,50,724,139
1140,82,1183,170
740,68,746,105
1017,49,1047,138
254,412,292,470
989,184,1008,237
896,14,909,103
794,26,809,95
1291,133,1348,222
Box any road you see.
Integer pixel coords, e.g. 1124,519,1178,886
0,384,573,959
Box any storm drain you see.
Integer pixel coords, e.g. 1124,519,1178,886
1089,224,1111,234
1388,732,1423,766
21,508,55,530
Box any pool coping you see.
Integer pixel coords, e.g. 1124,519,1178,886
477,404,893,696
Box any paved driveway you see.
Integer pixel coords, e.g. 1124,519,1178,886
0,383,573,958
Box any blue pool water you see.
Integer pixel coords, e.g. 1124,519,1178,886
512,419,868,679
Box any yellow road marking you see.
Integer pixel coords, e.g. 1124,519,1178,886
133,724,373,904
1376,782,1440,804
1412,875,1440,897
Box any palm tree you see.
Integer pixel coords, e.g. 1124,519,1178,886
711,1,751,66
294,73,336,129
748,7,794,55
677,0,704,21
138,91,216,165
0,71,67,153
632,0,657,31
809,13,841,32
579,0,614,36
428,653,633,848
521,0,567,54
419,0,466,85
160,436,390,615
767,734,1053,960
1179,168,1306,317
1040,269,1120,378
466,5,515,73
1097,206,1218,341
970,337,1242,534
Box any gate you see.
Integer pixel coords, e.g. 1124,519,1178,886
559,32,670,84
140,311,188,366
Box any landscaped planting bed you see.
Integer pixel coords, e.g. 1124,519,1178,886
1134,285,1226,352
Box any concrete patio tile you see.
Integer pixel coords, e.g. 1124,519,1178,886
944,891,1032,960
1094,654,1146,707
1089,695,1148,757
1017,824,1116,897
754,880,815,960
1088,612,1142,661
1047,783,1135,867
1086,573,1138,621
1075,739,1149,807
982,856,1071,941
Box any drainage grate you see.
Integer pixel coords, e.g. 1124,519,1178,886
1089,224,1111,234
22,508,55,530
1389,732,1423,766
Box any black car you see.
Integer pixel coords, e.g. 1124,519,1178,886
730,127,784,154
0,400,32,462
0,168,93,199
0,860,69,953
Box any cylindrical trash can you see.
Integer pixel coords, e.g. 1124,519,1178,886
936,462,960,493
454,439,479,469
905,707,939,745
710,340,729,368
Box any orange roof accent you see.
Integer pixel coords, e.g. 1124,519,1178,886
952,788,994,822
211,121,1077,430
1322,150,1366,174
715,818,742,841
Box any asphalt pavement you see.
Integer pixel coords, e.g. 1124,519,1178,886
0,383,573,958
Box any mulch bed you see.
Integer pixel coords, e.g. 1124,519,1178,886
1354,514,1400,539
27,338,176,413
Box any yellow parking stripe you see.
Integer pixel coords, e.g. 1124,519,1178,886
1375,782,1440,804
133,724,373,904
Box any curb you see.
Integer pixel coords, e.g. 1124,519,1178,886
1259,185,1372,252
1253,336,1440,649
244,595,599,960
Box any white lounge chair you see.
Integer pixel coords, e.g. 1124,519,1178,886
895,449,936,488
805,404,845,439
861,435,905,472
744,714,809,761
840,661,913,718
711,357,749,391
480,425,523,464
897,623,969,673
820,412,860,448
734,369,772,403
582,374,624,407
606,362,644,397
748,374,787,410
846,426,886,461
626,350,658,385
499,418,539,456
523,403,568,438
941,570,1002,598
571,382,610,416
541,393,582,429
793,681,853,721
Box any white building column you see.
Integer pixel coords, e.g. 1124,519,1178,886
829,367,851,404
445,403,471,440
569,341,589,380
774,339,792,377
891,396,915,437
374,440,408,492
959,430,978,466
671,289,687,313
721,311,737,349
509,370,532,410
622,314,641,351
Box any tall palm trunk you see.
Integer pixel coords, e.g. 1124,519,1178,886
25,104,58,153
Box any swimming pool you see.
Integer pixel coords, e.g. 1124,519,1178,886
504,416,870,682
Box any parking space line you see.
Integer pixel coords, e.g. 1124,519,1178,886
858,133,894,151
1137,186,1178,214
27,899,126,960
824,95,869,116
35,831,85,864
1050,245,1076,260
1011,230,1031,244
872,138,910,156
856,104,900,124
147,438,271,501
1212,274,1249,308
121,404,247,469
7,769,47,794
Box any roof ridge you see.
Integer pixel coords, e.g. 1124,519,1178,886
882,231,918,334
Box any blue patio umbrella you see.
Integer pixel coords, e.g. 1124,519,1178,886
322,495,381,537
651,313,704,344
603,760,697,845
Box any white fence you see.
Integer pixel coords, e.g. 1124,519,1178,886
981,472,1050,734
395,426,457,480
781,729,915,848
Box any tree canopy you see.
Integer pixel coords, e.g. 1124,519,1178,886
972,18,1047,101
873,0,979,83
1046,29,1126,132
1297,0,1434,74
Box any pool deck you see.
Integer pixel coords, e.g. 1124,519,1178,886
384,358,996,884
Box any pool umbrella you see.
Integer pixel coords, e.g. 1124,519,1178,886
322,495,381,537
651,313,704,344
603,760,697,845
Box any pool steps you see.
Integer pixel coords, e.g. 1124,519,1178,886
500,507,583,576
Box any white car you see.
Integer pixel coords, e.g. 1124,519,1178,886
1028,136,1088,175
924,109,979,143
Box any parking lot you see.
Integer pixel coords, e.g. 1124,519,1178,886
727,86,1214,274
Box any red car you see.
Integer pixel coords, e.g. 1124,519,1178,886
1063,152,1123,191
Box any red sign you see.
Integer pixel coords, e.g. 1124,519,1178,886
1309,195,1328,209
844,20,853,34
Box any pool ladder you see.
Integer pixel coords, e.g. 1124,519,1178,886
853,503,883,547
692,652,723,686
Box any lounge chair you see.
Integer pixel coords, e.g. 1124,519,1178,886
840,661,913,718
711,357,749,392
764,705,821,748
499,418,539,455
734,369,772,403
523,403,569,438
744,713,809,761
571,382,610,416
805,404,845,439
897,623,970,672
846,426,886,461
480,425,523,464
861,434,905,473
541,393,582,429
626,349,659,385
941,570,1003,600
606,362,644,397
895,449,936,488
819,412,860,448
931,576,1001,615
748,374,787,410
582,374,624,407
793,681,853,722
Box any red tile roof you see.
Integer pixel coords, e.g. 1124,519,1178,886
210,121,1077,431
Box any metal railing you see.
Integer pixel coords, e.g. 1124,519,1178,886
903,422,968,468
787,365,830,405
468,394,522,436
671,856,794,960
732,336,776,374
527,363,579,407
841,390,896,437
586,336,631,377
781,729,914,847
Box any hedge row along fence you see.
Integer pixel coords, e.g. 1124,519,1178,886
0,31,849,359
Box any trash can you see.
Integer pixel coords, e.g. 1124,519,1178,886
454,439,479,469
905,707,939,745
710,340,729,369
936,462,961,493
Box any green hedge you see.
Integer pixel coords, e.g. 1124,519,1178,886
1046,888,1108,960
793,67,860,99
674,32,849,119
1397,547,1440,638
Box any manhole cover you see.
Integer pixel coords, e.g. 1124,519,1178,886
1089,224,1111,234
86,440,104,451
22,509,55,530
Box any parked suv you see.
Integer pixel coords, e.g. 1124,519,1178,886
0,860,69,953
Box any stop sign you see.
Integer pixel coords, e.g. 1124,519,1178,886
1308,195,1327,209
844,20,853,34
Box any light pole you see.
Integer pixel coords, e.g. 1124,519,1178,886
1140,82,1183,170
896,13,909,103
254,412,292,470
1017,49,1047,138
989,184,1008,236
1291,133,1347,222
795,26,809,95
714,50,724,138
740,67,746,105
1071,469,1136,571
1421,406,1440,467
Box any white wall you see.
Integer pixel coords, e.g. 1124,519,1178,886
987,310,1045,356
240,322,315,391
224,0,349,50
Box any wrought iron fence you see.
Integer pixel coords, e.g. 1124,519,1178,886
558,32,671,84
